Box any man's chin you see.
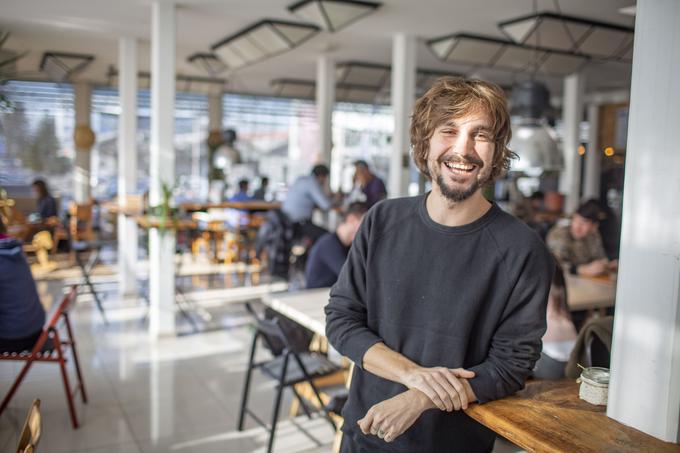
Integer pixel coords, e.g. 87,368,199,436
435,176,478,203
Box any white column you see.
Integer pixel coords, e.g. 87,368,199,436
583,103,601,200
559,73,585,214
389,33,416,198
117,37,139,296
149,0,176,338
316,55,335,167
74,83,92,203
607,0,680,443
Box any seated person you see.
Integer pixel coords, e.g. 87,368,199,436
533,261,578,379
282,164,334,243
229,179,252,203
305,202,368,289
252,176,269,201
0,216,46,353
547,199,617,277
353,160,387,208
228,179,253,228
32,179,58,220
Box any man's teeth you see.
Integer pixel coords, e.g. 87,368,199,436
443,162,474,171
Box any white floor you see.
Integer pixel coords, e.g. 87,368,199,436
1,258,522,453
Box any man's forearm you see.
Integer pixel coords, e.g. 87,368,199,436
362,342,419,385
362,342,478,410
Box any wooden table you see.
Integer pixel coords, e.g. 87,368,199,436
465,380,680,452
566,274,617,311
180,201,281,212
262,288,330,336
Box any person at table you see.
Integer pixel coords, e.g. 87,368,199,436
305,202,368,289
229,179,253,203
532,260,578,380
546,199,617,277
32,179,58,220
325,77,553,452
0,216,46,353
252,176,269,201
281,164,334,243
353,160,387,208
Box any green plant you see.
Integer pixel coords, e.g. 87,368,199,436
147,182,178,233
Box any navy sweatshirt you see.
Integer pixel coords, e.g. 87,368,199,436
325,194,553,452
0,238,46,340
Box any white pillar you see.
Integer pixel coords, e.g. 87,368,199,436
559,73,585,214
149,0,176,337
316,55,335,167
607,0,680,443
74,83,92,203
583,103,601,200
389,34,416,198
117,37,139,296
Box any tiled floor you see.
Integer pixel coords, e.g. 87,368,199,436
1,254,522,452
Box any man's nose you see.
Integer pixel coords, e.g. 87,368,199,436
452,132,475,156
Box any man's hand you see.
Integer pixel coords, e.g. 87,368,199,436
357,389,431,443
361,343,476,412
401,366,475,411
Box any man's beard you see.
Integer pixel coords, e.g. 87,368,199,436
431,154,490,203
435,174,482,203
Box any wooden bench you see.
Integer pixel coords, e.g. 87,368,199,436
464,379,680,452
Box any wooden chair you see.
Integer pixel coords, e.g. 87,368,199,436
69,203,94,242
15,399,41,453
0,286,87,429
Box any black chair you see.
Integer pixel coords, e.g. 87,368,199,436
238,303,339,453
71,240,107,324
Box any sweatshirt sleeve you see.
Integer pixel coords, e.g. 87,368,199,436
467,244,554,403
324,210,383,367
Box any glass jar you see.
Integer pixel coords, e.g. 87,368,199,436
579,366,610,406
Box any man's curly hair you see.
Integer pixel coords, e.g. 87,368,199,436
410,77,516,181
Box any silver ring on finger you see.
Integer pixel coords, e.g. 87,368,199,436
377,429,386,439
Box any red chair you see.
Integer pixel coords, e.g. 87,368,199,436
0,286,87,429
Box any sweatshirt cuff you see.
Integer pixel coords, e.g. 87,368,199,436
341,329,383,369
467,362,503,404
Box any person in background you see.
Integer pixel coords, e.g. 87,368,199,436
281,164,334,243
532,260,578,379
305,202,368,289
353,160,387,208
546,199,617,277
325,77,552,452
32,179,57,219
0,216,46,353
253,176,269,201
229,179,252,202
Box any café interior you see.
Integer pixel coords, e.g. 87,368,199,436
0,0,679,452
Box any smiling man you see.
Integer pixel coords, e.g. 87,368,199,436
325,77,553,453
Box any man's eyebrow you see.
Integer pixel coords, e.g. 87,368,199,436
439,121,493,130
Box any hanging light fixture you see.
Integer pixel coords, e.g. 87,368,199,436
187,53,228,76
288,0,381,33
40,52,94,82
499,12,634,63
211,19,319,70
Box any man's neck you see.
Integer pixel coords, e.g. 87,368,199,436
425,187,492,227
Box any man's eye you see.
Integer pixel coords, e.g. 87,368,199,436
475,132,491,141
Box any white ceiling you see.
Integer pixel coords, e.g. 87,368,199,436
0,0,636,97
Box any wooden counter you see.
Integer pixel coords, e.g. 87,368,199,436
465,380,679,452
